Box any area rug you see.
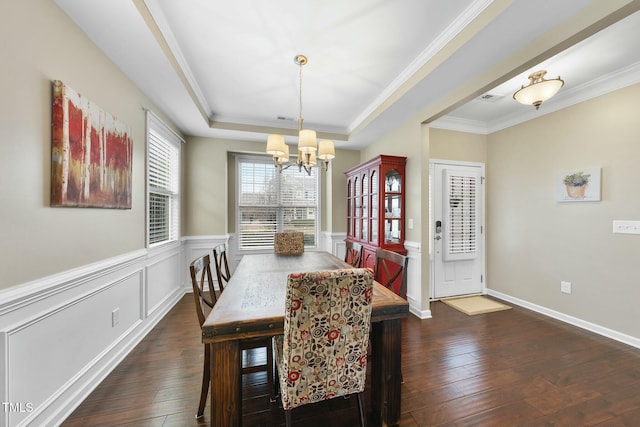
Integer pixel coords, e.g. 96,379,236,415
441,295,511,316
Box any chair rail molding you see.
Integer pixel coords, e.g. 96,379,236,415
182,235,231,291
0,246,183,427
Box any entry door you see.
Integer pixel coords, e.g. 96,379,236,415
432,162,484,299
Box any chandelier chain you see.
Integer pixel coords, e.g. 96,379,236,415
298,60,303,130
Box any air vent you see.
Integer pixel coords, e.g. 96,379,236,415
277,116,294,121
478,93,503,103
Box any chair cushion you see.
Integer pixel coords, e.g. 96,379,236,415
274,231,304,255
277,269,373,410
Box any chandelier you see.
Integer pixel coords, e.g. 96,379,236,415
266,54,335,175
513,70,564,110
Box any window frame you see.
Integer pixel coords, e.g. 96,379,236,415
146,111,182,248
235,153,321,253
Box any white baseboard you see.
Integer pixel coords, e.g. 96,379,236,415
487,289,640,350
409,304,432,319
0,234,426,427
0,247,185,427
36,288,184,427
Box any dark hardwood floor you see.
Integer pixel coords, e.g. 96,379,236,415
62,295,640,426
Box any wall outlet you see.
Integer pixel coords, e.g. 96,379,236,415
561,281,571,294
613,220,640,234
112,308,120,326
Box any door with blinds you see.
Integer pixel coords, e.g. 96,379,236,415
432,162,484,299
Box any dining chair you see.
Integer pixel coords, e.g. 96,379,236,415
188,254,217,419
374,248,409,299
212,243,231,293
274,231,304,255
344,240,363,267
210,245,276,401
275,268,374,427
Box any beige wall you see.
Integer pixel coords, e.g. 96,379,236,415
182,136,360,236
487,83,640,337
0,1,178,289
362,118,423,243
183,136,264,236
361,116,427,308
326,149,361,232
430,128,487,163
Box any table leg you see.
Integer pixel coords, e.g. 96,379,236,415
370,319,402,427
210,340,241,426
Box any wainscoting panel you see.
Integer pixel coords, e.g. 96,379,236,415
0,246,184,427
146,244,183,317
6,270,143,427
182,235,230,292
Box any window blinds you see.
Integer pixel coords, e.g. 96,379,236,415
237,156,318,250
147,112,181,246
443,169,479,261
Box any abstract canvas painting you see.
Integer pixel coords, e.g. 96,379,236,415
51,80,132,208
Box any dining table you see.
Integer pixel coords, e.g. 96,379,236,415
201,251,409,426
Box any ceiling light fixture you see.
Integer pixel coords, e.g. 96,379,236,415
513,70,564,110
266,54,334,175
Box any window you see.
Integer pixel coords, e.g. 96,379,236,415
237,155,319,251
146,111,181,246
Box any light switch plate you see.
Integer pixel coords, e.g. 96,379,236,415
613,220,640,234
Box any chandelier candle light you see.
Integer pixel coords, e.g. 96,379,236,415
513,70,564,110
266,54,335,175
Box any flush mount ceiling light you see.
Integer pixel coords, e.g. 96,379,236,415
266,54,335,175
513,70,564,110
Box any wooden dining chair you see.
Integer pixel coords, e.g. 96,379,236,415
210,245,276,401
374,248,409,299
212,243,231,293
344,240,363,267
274,231,304,255
188,254,217,419
275,268,374,427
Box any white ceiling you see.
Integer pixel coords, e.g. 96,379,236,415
54,0,640,150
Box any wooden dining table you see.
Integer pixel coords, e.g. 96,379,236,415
201,251,409,426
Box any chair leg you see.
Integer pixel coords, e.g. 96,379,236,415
267,341,277,402
357,392,366,427
285,409,292,427
197,344,210,418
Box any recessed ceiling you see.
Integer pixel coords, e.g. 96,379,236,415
54,0,640,149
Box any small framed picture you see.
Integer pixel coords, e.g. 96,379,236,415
556,168,601,202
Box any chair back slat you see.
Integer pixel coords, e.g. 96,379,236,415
189,254,217,327
344,240,363,268
212,244,232,293
374,248,408,299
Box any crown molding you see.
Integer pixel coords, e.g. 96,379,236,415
348,0,494,134
432,61,640,135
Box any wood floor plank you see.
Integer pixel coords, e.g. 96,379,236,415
61,296,640,426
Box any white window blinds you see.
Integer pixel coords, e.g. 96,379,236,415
147,112,181,246
237,155,318,250
443,169,479,261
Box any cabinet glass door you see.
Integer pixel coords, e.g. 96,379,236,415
385,170,401,192
384,169,402,244
354,176,360,239
361,172,368,241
